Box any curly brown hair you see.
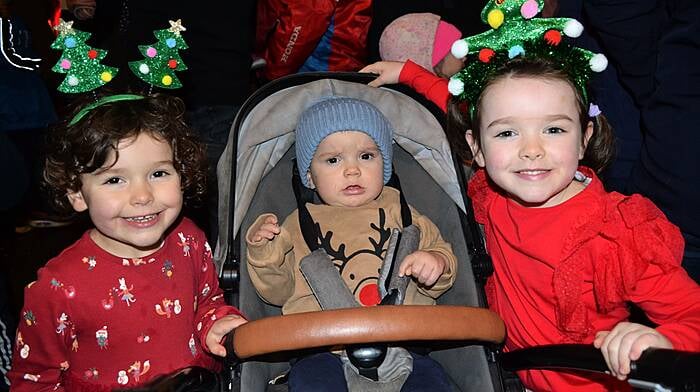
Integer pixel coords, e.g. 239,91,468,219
447,57,615,173
44,92,207,212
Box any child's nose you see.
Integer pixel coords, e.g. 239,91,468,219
130,181,154,205
519,137,545,160
343,161,360,176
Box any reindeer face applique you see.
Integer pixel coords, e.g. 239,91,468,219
316,209,392,306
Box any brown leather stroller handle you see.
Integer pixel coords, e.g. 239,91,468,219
231,305,505,359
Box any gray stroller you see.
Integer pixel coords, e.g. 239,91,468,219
209,72,699,392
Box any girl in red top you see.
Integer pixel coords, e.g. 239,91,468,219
461,57,700,391
9,93,246,391
362,2,700,389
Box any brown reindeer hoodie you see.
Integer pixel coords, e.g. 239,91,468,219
246,187,457,314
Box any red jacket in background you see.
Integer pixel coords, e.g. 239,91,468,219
255,0,371,81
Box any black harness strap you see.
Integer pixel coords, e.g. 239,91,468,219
292,163,321,252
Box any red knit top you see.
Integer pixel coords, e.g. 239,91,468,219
9,218,243,391
469,168,700,391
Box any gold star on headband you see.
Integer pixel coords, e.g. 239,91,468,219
167,19,186,36
54,19,74,35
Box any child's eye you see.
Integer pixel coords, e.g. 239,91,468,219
152,170,170,178
545,127,565,134
495,130,516,138
326,157,339,165
103,177,123,185
360,152,375,160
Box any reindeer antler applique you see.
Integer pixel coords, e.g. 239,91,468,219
316,209,392,274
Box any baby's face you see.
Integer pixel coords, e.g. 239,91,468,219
307,131,384,208
67,132,183,258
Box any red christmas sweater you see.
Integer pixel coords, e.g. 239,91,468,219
9,217,243,391
468,168,700,392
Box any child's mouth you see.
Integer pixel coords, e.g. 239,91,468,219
125,214,158,223
343,185,364,194
517,170,548,175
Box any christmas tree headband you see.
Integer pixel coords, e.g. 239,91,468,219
447,0,608,114
51,19,188,124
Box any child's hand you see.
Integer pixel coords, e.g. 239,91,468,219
398,250,447,286
359,61,405,87
250,215,281,242
205,314,248,357
594,322,673,380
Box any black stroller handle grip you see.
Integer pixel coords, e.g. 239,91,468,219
500,344,700,391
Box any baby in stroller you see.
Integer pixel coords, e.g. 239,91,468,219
245,96,457,391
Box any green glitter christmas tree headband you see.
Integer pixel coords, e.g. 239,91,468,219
129,19,189,89
51,19,119,93
51,19,189,124
446,0,607,112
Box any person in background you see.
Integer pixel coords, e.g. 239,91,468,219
579,0,700,283
0,1,58,231
366,0,483,66
254,0,372,82
379,13,464,79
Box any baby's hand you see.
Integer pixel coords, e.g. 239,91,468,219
398,250,447,286
205,314,248,357
250,215,281,242
359,61,405,87
594,322,673,380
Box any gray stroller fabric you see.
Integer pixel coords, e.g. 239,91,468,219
299,248,357,310
379,226,419,305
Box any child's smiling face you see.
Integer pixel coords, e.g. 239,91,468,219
467,76,593,208
67,132,183,258
307,131,385,208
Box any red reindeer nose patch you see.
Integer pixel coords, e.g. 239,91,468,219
359,283,381,306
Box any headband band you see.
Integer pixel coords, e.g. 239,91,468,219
68,94,145,126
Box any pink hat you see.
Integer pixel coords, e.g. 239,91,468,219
379,13,461,72
432,20,462,67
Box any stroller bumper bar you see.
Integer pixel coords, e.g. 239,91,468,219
225,305,505,359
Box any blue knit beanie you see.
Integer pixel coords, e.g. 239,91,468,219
296,96,394,188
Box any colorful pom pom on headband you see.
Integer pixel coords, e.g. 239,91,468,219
447,0,607,110
51,19,189,124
